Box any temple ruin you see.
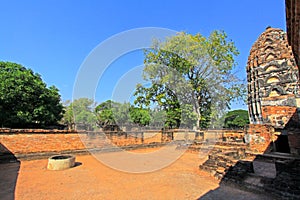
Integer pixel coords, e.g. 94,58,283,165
199,4,300,195
246,27,300,155
247,27,299,127
246,0,300,156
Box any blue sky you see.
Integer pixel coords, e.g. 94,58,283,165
0,0,286,109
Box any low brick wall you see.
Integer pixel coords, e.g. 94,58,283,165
0,130,166,156
205,129,244,141
105,131,162,146
0,129,246,159
0,133,86,155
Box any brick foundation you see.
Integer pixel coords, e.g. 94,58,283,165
0,129,246,157
0,133,86,155
246,124,275,153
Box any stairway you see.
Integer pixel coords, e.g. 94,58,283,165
200,151,300,199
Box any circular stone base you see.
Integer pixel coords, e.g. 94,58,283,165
47,155,75,170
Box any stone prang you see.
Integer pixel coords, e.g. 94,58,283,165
247,27,300,128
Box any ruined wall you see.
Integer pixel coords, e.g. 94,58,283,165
0,131,163,156
0,133,86,155
0,129,245,157
286,0,300,68
105,130,162,146
246,124,275,153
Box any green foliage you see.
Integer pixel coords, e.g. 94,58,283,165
129,107,151,126
134,82,187,128
114,102,131,125
134,31,245,129
149,109,166,127
95,100,117,128
224,109,249,129
95,100,132,127
62,98,97,130
180,104,198,129
95,100,151,127
0,61,64,128
61,100,74,129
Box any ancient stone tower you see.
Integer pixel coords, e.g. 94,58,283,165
247,27,299,129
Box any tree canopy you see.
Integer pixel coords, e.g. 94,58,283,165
95,100,118,128
0,61,64,128
224,109,249,129
95,100,151,128
62,98,97,130
129,107,151,126
134,31,245,129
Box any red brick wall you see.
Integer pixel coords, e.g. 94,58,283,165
0,133,86,154
0,129,247,156
262,106,297,128
246,124,274,153
0,130,164,155
262,106,296,117
106,131,162,146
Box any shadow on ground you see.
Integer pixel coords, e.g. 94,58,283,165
198,184,277,200
0,143,20,200
197,140,300,199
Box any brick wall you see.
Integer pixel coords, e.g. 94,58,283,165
0,133,86,154
106,131,162,146
262,106,297,128
0,130,165,155
0,129,246,156
246,124,275,153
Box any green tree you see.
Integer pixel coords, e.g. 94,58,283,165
149,109,166,128
224,109,249,129
113,102,131,126
134,31,245,129
95,100,152,128
0,61,64,128
134,83,190,128
63,98,97,130
129,106,151,126
95,100,117,128
60,100,74,130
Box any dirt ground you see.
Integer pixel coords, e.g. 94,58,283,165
0,148,275,200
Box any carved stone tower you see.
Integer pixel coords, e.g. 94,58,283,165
247,27,299,128
245,1,300,155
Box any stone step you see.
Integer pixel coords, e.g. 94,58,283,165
223,169,300,199
257,152,300,160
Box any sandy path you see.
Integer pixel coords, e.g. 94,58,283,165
0,148,275,199
15,149,217,200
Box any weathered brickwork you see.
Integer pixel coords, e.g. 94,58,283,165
247,27,299,128
261,106,297,127
0,129,245,157
200,5,300,198
286,0,300,68
246,27,300,155
0,133,86,154
0,132,163,155
246,124,275,153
